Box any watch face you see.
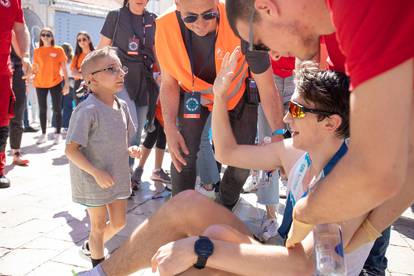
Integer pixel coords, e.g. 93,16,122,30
195,237,214,257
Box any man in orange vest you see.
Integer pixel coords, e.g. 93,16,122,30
156,0,284,209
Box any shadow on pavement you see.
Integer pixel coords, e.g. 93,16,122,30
53,210,90,243
393,216,414,240
52,154,69,166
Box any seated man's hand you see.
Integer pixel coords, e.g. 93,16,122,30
286,200,314,248
128,145,142,159
213,47,241,101
151,236,198,276
345,219,381,253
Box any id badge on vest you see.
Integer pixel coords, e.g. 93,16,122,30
127,36,140,56
183,92,201,119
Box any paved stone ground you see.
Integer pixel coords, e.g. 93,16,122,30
0,128,413,276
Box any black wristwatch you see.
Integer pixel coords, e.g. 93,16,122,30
193,236,214,269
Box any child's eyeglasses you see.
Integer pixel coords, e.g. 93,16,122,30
182,10,219,24
288,101,336,118
91,65,128,75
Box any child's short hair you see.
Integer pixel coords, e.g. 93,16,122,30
80,46,119,78
295,61,350,138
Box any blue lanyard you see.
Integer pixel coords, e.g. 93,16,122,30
278,140,348,239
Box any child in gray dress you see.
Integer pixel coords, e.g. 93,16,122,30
65,47,141,267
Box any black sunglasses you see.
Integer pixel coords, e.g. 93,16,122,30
41,33,52,38
248,9,270,52
182,10,219,24
77,38,88,42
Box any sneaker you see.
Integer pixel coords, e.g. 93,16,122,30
260,218,279,242
243,173,258,193
80,240,108,259
150,169,171,184
23,126,39,133
0,175,10,189
12,151,29,166
53,133,62,145
36,134,47,144
279,178,288,199
81,240,91,257
131,167,143,191
165,182,172,191
196,183,216,199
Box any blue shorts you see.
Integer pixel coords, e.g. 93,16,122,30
256,170,279,205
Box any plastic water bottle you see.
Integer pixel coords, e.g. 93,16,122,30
313,224,346,276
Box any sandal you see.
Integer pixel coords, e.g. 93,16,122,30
13,152,29,166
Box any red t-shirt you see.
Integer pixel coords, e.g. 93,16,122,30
0,0,24,76
326,0,414,90
271,56,296,78
320,33,346,73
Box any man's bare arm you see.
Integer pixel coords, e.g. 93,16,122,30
253,67,285,140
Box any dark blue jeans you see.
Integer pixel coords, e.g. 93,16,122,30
360,227,391,276
62,87,75,129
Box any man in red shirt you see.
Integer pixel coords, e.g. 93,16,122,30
0,0,31,188
225,0,413,251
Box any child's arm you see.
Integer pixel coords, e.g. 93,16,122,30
65,142,114,189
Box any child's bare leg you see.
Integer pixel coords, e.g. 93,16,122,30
104,199,127,243
154,147,165,170
87,206,108,259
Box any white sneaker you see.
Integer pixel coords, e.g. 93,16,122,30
53,133,62,145
196,183,216,199
36,134,47,144
260,218,279,241
243,173,258,193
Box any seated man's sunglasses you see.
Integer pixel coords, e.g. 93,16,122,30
182,10,219,24
288,101,336,118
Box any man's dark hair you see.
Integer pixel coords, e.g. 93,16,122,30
225,0,256,38
295,62,350,138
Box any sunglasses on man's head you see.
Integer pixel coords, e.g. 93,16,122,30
77,38,88,43
248,9,270,53
41,33,52,38
182,10,219,24
288,101,336,119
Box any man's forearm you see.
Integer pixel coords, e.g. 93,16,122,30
206,240,313,276
253,68,285,135
159,81,179,130
13,23,30,57
211,96,237,162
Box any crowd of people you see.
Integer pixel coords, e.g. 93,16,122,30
1,0,412,275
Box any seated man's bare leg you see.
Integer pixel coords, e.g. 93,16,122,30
101,191,250,275
178,224,260,276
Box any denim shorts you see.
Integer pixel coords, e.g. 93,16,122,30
256,170,279,205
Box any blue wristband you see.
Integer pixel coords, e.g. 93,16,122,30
272,128,287,136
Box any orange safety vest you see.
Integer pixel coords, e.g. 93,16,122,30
155,1,248,111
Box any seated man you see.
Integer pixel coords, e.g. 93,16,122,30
78,59,372,276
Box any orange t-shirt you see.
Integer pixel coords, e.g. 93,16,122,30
33,46,66,88
70,52,87,72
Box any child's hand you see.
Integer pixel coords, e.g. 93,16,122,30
93,169,115,189
128,146,142,159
